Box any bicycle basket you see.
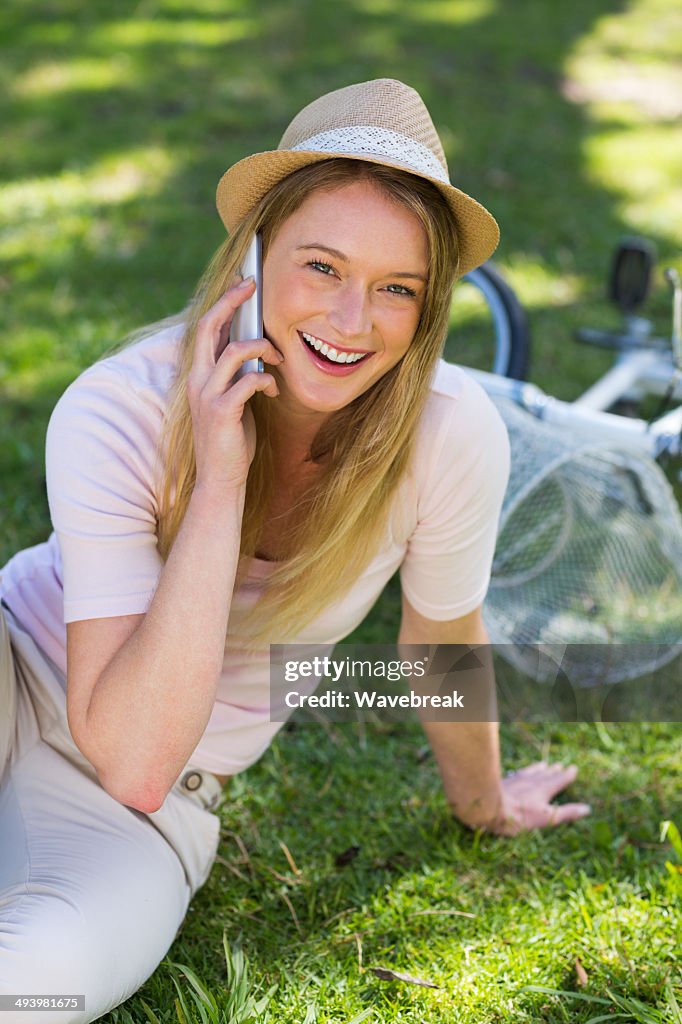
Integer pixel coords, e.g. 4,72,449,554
483,397,682,686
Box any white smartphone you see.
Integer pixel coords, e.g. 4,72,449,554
229,233,264,379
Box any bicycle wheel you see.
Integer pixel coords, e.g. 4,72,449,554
445,261,531,379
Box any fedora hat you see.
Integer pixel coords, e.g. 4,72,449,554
216,78,499,277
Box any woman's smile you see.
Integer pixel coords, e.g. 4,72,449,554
262,179,429,423
298,330,373,369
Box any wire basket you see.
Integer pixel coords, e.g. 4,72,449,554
483,397,682,686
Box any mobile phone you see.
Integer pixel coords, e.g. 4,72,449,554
230,232,264,379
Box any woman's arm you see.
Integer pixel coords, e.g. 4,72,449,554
397,593,591,835
69,484,246,814
67,281,282,814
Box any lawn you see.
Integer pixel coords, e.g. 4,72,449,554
1,0,681,1021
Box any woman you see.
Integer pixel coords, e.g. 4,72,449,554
0,79,590,1022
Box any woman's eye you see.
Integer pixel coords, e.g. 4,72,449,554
385,283,417,297
307,260,335,275
306,261,416,298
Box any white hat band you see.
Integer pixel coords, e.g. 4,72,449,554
289,126,450,185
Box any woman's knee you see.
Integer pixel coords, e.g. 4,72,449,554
0,894,102,1022
0,880,184,1024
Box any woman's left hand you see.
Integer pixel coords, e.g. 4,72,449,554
484,760,592,837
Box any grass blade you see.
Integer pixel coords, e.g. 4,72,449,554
346,1010,374,1024
522,985,611,1005
660,821,682,860
583,1015,636,1023
666,981,682,1024
168,961,218,1011
139,1001,165,1024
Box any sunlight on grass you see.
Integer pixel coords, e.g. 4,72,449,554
452,259,579,342
134,0,245,11
583,127,682,243
501,258,584,310
566,0,682,66
405,0,494,25
0,146,175,226
89,17,256,48
562,0,682,246
13,56,135,97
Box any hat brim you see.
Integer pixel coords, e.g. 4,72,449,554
216,149,499,278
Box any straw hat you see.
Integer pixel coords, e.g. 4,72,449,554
216,78,499,276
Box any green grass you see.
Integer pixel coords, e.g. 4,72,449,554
2,0,681,1021
104,718,681,1023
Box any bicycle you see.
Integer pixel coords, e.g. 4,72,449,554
455,240,682,691
450,261,531,381
466,238,682,466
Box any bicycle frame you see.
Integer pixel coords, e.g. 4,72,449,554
574,347,682,411
459,243,682,461
466,363,682,460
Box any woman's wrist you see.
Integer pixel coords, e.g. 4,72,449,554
190,481,247,524
451,785,504,832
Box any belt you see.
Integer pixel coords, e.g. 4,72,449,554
175,765,226,812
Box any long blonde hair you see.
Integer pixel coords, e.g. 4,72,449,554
134,159,460,648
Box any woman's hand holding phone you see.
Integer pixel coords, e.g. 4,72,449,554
187,278,282,498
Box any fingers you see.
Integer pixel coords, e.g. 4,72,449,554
226,368,279,402
195,278,257,370
194,279,283,372
201,342,281,407
187,346,279,409
546,802,592,827
489,799,591,836
218,336,283,373
496,761,591,837
189,280,284,403
507,761,578,793
543,764,578,800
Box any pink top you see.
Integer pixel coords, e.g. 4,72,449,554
0,324,510,774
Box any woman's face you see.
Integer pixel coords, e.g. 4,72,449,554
262,179,429,422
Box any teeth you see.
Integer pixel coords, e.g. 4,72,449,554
301,332,368,365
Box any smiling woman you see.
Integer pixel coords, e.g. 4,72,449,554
181,155,468,636
262,182,429,410
0,78,589,1024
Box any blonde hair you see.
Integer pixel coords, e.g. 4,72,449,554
115,159,460,649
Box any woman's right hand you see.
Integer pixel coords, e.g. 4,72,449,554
187,277,283,496
482,761,591,837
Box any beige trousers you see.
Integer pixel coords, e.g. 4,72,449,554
0,600,222,1023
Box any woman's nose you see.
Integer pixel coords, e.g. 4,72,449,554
327,283,372,340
